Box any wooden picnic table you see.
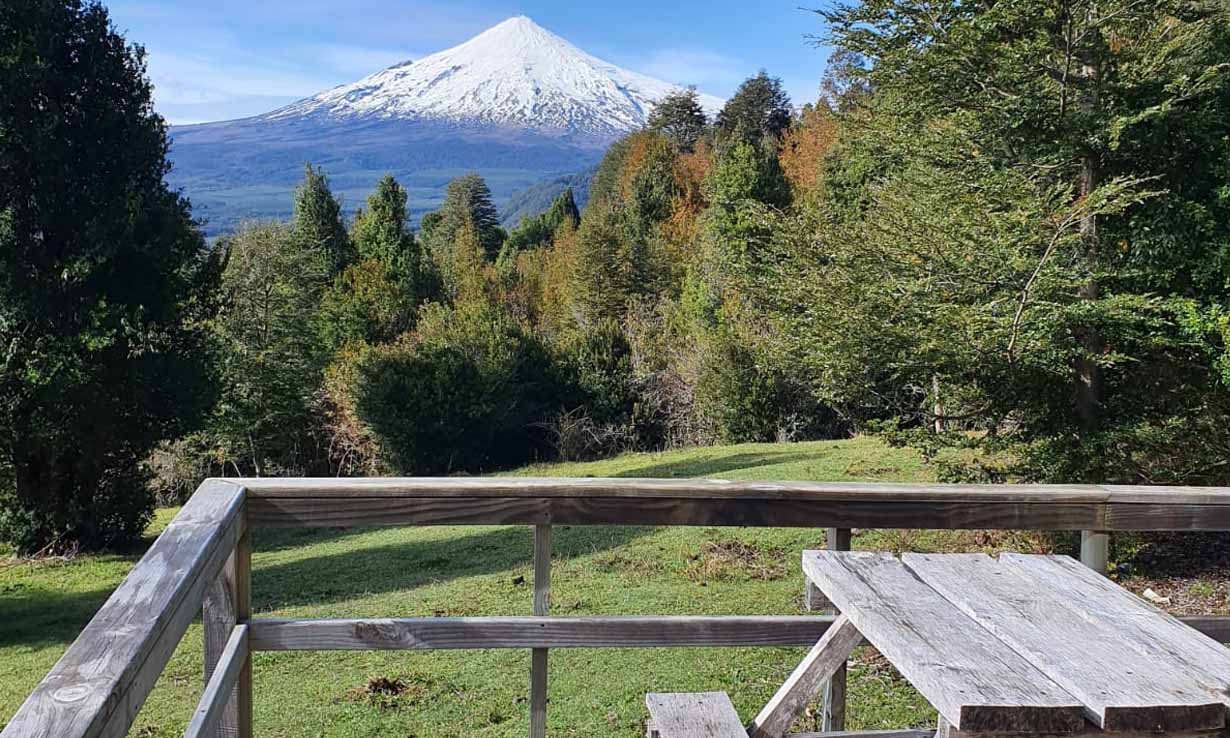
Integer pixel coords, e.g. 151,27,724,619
648,551,1230,738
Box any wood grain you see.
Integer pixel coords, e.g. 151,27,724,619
247,495,1110,531
247,615,842,650
803,550,1086,734
0,480,245,738
184,626,249,738
1000,555,1230,691
903,553,1225,732
822,527,852,732
748,613,862,738
530,524,551,738
645,692,746,738
238,477,1230,531
202,531,251,738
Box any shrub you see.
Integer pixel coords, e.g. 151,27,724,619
353,302,558,473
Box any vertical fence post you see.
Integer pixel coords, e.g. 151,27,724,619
203,530,252,738
821,527,851,732
530,525,552,738
1081,530,1109,575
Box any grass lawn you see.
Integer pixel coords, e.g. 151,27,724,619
1,437,1223,737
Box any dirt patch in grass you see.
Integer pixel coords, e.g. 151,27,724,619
685,539,787,582
343,674,438,711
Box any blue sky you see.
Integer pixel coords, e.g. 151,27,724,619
102,0,836,125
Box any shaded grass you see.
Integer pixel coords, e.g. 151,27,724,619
1,437,1217,737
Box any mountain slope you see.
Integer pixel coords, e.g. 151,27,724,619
167,17,723,234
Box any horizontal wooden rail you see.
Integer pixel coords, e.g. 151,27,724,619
248,615,841,650
236,477,1230,531
246,614,1230,651
0,480,245,738
183,625,249,738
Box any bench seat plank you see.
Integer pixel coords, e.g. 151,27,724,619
903,553,1225,733
646,692,746,738
803,551,1086,734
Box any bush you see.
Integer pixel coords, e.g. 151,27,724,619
353,302,558,473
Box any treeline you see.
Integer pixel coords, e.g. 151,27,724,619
4,0,1230,554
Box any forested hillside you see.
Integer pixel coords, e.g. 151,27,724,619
3,0,1230,554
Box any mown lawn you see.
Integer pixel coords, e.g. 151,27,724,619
0,437,1220,737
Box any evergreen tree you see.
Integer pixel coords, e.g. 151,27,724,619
647,87,709,152
0,0,219,552
351,175,417,274
439,174,504,260
545,188,581,230
502,188,582,258
292,164,353,277
715,71,793,148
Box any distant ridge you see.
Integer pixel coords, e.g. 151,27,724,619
167,17,725,234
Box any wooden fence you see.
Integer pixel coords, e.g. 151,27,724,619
5,477,1230,738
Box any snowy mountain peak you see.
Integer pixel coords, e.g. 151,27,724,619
266,16,724,139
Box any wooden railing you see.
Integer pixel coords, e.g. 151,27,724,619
6,477,1230,738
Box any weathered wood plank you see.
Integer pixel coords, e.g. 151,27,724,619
184,626,249,738
1000,554,1230,688
903,553,1225,732
248,615,843,650
235,477,1230,506
247,495,1109,531
0,480,246,738
203,531,251,738
243,613,1229,651
822,528,851,733
803,551,1086,734
748,613,862,738
530,524,551,738
646,693,746,738
934,714,1228,738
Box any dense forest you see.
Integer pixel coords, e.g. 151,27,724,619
2,0,1230,553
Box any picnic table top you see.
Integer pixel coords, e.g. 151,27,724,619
803,551,1230,737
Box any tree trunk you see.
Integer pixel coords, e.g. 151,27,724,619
1073,29,1102,431
932,374,945,433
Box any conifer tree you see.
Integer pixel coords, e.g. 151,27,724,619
715,71,793,148
647,87,709,152
292,164,353,277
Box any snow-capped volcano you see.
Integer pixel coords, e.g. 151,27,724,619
169,17,729,235
267,16,723,138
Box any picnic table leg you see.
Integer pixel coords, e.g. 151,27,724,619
530,524,551,738
1080,530,1109,575
821,527,851,732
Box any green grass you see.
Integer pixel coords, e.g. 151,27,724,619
0,437,1066,737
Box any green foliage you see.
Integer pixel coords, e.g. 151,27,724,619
501,188,580,259
207,222,329,476
0,0,218,553
429,174,505,260
647,87,709,153
714,71,793,149
353,301,556,473
292,164,353,277
319,175,429,351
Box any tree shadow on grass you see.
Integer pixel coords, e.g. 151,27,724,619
250,523,652,612
0,581,117,649
610,450,821,480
